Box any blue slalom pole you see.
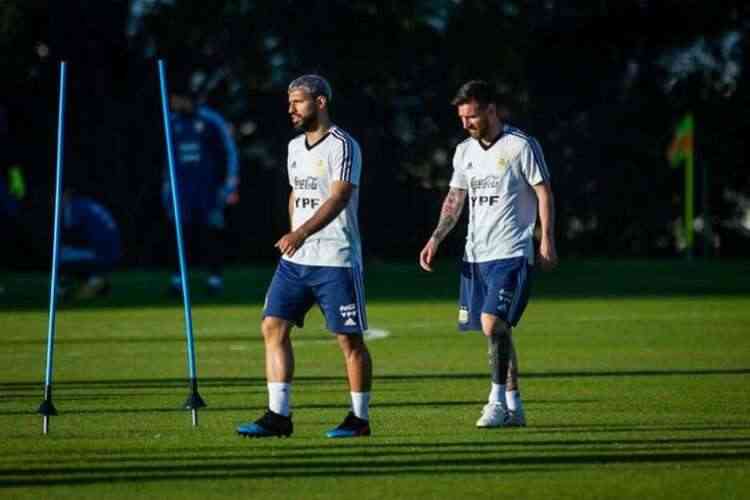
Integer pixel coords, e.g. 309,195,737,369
38,61,66,434
157,59,206,426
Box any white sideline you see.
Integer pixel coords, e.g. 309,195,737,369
229,326,390,351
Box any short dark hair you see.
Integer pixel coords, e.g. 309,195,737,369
451,80,498,108
288,74,333,102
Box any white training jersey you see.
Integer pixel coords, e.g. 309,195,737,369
283,125,362,268
449,124,550,264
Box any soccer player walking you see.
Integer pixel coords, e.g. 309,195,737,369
419,80,558,428
237,75,372,438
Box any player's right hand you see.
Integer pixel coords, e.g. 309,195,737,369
275,230,306,257
419,238,439,272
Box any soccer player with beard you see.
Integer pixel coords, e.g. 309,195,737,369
419,80,558,428
237,75,372,438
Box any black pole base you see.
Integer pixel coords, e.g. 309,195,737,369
37,398,58,416
183,379,206,410
183,391,206,410
38,385,58,416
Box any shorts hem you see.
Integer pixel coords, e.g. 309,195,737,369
262,311,304,329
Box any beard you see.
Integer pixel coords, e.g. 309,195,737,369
468,119,494,141
292,111,319,132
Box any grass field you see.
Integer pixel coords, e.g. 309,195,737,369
1,259,749,499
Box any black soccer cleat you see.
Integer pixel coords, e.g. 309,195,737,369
326,411,371,438
237,409,293,438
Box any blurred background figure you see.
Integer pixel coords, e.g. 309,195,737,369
0,103,26,295
0,104,25,222
59,189,121,300
163,83,240,296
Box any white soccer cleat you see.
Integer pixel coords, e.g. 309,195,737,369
476,403,509,428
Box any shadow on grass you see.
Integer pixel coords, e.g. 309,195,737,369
1,398,602,417
0,448,748,488
2,259,749,311
2,368,749,393
0,336,268,347
12,435,750,461
2,368,748,417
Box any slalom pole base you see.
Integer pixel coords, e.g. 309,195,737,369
37,398,59,416
183,390,207,411
38,397,58,435
183,392,205,427
183,380,206,427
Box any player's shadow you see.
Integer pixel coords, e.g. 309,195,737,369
1,446,748,488
16,437,750,465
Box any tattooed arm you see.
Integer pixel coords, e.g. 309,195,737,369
419,187,467,271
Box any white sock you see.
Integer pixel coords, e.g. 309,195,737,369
208,275,223,287
350,392,370,420
506,390,522,411
268,382,291,417
171,274,181,287
489,383,506,404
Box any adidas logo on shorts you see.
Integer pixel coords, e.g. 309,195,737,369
340,304,358,326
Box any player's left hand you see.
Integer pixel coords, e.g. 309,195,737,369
538,239,558,271
419,238,440,272
275,230,307,257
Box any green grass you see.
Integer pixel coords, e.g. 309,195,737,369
1,260,749,499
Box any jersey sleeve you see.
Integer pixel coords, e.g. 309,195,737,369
330,132,361,186
520,137,551,186
448,145,469,190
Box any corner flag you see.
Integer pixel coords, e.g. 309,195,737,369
667,113,695,255
667,114,694,168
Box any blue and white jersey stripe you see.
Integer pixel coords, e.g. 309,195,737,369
352,263,369,331
331,128,353,182
506,127,550,181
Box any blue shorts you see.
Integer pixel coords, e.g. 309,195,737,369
458,257,532,332
263,259,368,334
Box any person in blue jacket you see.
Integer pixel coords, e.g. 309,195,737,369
59,190,121,300
163,88,239,295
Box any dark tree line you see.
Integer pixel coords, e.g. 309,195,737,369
1,0,748,269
